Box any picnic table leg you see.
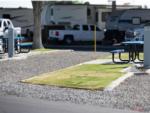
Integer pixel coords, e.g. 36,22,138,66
112,53,121,64
20,47,30,53
112,53,116,63
112,52,130,64
131,52,136,61
128,45,137,62
133,45,143,63
119,52,130,62
137,52,144,61
137,45,144,62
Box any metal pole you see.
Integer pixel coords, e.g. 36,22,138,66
94,25,97,52
0,38,3,54
144,25,150,68
8,28,15,58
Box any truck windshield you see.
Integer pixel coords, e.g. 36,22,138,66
73,25,80,30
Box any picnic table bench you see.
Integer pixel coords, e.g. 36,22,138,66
110,41,144,64
122,41,144,63
16,42,32,53
110,49,130,64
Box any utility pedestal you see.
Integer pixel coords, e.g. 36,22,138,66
0,38,3,53
144,24,150,68
7,28,15,58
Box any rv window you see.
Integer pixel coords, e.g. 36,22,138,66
0,21,1,27
95,12,98,22
58,22,71,26
110,16,118,22
87,8,91,16
132,17,141,25
102,12,111,22
44,25,66,30
51,8,54,16
83,25,89,31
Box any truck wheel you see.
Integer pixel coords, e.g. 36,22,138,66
64,36,74,45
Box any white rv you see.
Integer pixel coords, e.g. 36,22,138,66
0,8,33,36
105,9,150,43
41,4,87,26
41,3,141,29
106,9,150,31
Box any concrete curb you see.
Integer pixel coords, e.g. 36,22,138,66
104,67,134,91
81,59,112,65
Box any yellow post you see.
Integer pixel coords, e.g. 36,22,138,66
94,25,97,52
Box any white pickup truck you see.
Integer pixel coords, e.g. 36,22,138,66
0,19,21,53
49,24,104,44
0,18,21,38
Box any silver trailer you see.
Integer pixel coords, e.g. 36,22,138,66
41,4,88,26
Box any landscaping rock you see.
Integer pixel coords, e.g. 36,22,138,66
0,51,149,112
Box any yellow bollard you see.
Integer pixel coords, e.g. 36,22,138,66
94,25,97,52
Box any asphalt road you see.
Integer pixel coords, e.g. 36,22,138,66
0,96,143,113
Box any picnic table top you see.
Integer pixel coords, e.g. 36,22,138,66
122,41,144,45
17,42,33,46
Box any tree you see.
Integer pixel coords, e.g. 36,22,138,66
32,0,43,49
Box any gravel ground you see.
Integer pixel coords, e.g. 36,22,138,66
0,50,149,112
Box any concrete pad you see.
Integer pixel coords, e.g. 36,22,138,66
82,59,112,64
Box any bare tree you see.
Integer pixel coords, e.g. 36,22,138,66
32,0,43,49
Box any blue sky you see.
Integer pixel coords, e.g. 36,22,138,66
0,0,149,8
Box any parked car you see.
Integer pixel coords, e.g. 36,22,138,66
48,24,104,44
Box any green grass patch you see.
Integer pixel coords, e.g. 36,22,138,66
22,64,129,90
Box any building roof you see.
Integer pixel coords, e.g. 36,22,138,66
0,2,142,10
0,7,32,10
44,3,141,10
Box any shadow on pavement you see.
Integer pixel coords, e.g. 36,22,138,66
44,44,124,52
